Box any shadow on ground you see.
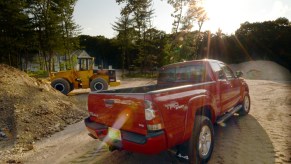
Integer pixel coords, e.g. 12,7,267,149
70,114,275,164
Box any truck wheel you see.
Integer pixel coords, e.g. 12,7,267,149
90,78,108,91
51,78,70,95
238,94,251,116
188,116,214,164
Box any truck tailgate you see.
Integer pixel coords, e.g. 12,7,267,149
88,93,148,135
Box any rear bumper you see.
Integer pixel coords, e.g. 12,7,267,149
84,117,167,154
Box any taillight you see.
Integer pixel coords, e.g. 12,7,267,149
144,97,164,131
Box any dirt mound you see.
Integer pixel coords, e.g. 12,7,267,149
0,64,87,153
229,60,291,81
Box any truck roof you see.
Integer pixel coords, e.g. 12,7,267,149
161,59,220,69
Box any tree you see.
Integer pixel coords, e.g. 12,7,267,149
0,0,35,68
115,0,156,73
112,12,135,74
27,0,79,72
58,0,80,70
180,0,207,32
234,18,291,70
132,0,155,72
167,0,188,33
143,28,168,70
166,0,208,61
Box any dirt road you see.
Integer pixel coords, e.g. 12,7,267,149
2,79,291,164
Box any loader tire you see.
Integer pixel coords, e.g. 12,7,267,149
51,78,70,95
69,82,74,91
90,78,108,92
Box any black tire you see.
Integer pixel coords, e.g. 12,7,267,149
69,82,74,92
238,94,251,116
51,78,71,95
188,116,214,164
90,78,108,91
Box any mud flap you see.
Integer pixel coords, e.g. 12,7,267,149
176,141,190,162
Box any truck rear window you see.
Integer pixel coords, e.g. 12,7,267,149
158,63,210,83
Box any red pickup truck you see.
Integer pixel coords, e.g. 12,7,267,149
85,59,250,163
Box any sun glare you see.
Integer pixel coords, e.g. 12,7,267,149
202,0,245,34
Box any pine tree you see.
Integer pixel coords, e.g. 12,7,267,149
115,0,155,73
0,0,34,68
112,12,135,75
27,0,79,72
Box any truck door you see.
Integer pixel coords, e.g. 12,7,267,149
218,63,241,112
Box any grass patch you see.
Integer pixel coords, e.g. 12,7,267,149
28,70,49,78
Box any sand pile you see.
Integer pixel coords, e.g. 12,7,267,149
229,60,291,81
0,64,87,152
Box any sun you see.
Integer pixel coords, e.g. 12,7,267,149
202,0,245,34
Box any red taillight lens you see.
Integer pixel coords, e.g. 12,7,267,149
144,98,164,131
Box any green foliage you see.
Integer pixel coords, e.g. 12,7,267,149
0,0,79,72
112,12,136,73
233,18,291,70
111,13,291,72
0,0,35,68
164,0,207,62
193,18,291,71
113,0,207,72
27,0,79,72
28,70,49,78
114,0,160,73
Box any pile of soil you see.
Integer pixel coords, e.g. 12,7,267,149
0,64,87,153
229,60,291,81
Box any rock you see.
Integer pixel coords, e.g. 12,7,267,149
0,131,7,138
23,144,34,151
6,159,16,163
24,127,30,132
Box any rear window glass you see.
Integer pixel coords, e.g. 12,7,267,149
158,63,211,83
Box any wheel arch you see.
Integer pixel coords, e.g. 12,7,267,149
183,95,216,141
51,77,70,84
195,105,215,123
54,77,72,85
90,74,109,83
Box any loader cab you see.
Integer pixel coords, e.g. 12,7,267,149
77,56,94,71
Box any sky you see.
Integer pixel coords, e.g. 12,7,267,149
73,0,291,38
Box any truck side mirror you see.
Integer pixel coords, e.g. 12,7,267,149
236,71,243,78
